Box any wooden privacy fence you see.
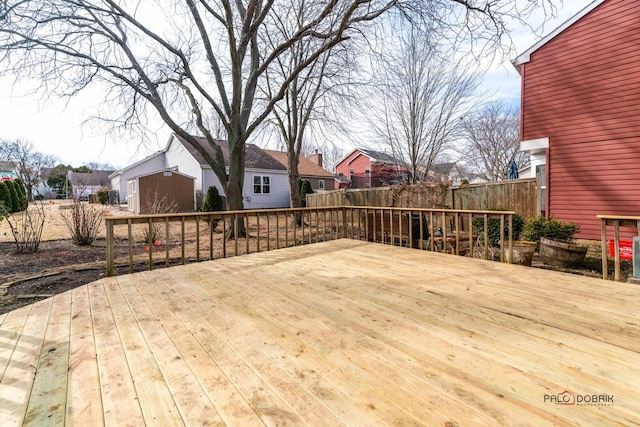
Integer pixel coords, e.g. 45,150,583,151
105,207,516,276
307,178,540,220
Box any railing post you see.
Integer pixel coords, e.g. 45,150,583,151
148,217,154,271
614,219,621,282
106,217,114,277
499,214,505,262
342,207,347,239
507,214,513,264
601,217,608,280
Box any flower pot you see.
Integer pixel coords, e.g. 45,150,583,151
539,237,587,268
502,240,537,266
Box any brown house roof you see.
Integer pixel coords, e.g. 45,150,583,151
264,150,334,178
173,134,286,171
68,171,112,187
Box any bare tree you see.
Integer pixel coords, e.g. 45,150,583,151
260,1,361,210
2,139,56,200
0,2,401,222
460,101,527,181
0,0,560,215
371,29,481,184
302,141,346,174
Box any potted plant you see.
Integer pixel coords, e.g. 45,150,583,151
522,216,586,268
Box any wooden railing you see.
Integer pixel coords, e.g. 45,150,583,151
598,215,640,281
105,206,515,276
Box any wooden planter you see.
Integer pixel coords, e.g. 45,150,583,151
503,240,537,266
539,237,588,268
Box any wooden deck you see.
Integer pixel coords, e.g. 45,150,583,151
1,239,639,426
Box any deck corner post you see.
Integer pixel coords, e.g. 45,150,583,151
600,217,608,281
106,218,115,277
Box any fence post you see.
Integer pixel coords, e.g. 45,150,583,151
106,218,114,277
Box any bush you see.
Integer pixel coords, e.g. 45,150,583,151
522,215,580,243
13,178,28,210
96,188,109,204
2,202,46,253
202,186,224,212
142,189,179,242
202,186,224,230
299,179,313,207
4,180,20,212
60,199,105,246
0,181,10,213
473,212,524,247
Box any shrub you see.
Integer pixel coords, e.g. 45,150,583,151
142,189,179,242
96,188,109,204
0,181,10,213
2,201,46,253
202,186,224,230
299,179,313,208
60,199,105,246
13,178,28,210
521,215,580,243
473,212,524,247
202,186,224,212
4,180,20,212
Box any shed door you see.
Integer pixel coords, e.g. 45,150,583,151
127,180,136,212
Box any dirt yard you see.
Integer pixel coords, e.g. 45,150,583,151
1,201,329,314
1,201,131,313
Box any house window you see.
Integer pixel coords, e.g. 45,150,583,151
349,168,355,177
253,175,270,194
364,168,370,178
318,180,325,190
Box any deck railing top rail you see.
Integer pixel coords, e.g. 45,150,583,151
104,206,516,277
104,206,516,223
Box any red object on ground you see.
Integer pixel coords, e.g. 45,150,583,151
608,240,633,260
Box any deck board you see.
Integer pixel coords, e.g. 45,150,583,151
1,239,639,426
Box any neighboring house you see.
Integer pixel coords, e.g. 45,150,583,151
263,150,335,192
0,161,17,182
428,162,465,185
111,133,290,210
68,171,113,200
109,151,166,203
335,148,409,189
513,0,640,239
127,169,195,214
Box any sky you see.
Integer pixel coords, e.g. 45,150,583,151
0,1,595,170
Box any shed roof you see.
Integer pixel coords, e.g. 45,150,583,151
512,0,606,71
129,168,196,181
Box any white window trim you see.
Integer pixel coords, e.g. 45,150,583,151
253,175,271,194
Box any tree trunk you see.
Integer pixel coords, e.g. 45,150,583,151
287,147,303,226
225,134,246,239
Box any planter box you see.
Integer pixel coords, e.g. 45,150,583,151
539,237,587,268
503,241,537,266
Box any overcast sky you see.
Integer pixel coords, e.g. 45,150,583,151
0,1,594,170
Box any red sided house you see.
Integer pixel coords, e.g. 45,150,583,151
514,0,640,240
335,148,409,189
